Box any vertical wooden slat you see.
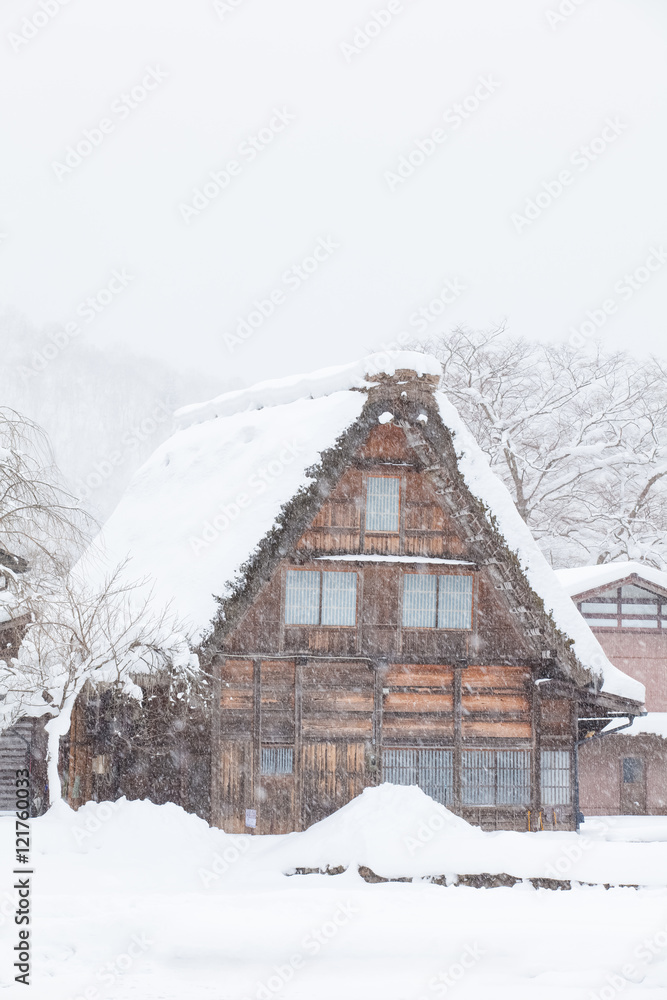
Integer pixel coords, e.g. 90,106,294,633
453,667,462,809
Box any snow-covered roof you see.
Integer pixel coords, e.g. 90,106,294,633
603,713,667,738
79,350,644,705
555,562,667,598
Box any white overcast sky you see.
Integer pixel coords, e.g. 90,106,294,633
2,0,667,389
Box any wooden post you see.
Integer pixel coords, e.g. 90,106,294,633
531,666,541,830
252,659,261,831
210,654,223,827
295,657,304,830
373,660,384,784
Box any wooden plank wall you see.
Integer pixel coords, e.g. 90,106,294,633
215,657,549,833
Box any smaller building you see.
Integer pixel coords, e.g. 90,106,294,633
557,562,667,816
0,548,48,815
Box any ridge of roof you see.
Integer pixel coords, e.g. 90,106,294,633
174,351,442,429
555,562,667,598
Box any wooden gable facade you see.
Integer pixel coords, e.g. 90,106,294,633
205,370,643,834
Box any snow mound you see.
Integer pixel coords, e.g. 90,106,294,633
34,797,235,892
267,784,480,877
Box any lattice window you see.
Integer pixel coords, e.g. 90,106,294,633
402,574,437,628
540,749,571,806
461,749,530,806
438,574,473,629
261,747,294,775
366,476,400,532
321,572,357,626
383,748,453,805
284,570,320,625
284,570,357,626
403,574,473,629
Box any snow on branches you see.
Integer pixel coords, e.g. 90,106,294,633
427,328,667,569
0,561,197,803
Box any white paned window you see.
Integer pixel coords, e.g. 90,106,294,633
438,575,473,629
284,571,320,625
541,750,571,806
366,476,400,532
285,570,357,626
579,582,666,630
462,750,530,806
403,574,473,629
321,572,357,626
402,574,437,628
382,748,453,806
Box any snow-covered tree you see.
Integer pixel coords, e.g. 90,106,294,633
426,328,667,568
0,562,197,804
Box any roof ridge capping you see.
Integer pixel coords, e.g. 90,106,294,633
174,350,442,430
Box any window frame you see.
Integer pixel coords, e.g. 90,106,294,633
578,582,667,631
540,749,572,806
283,568,359,628
461,749,531,807
401,572,474,631
364,474,401,534
260,746,294,776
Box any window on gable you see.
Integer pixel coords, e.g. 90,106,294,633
402,574,473,629
321,571,357,626
366,476,400,532
284,570,357,626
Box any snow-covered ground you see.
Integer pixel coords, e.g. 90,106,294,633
2,786,667,999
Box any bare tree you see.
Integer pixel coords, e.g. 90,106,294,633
0,562,197,804
0,406,90,562
426,328,667,568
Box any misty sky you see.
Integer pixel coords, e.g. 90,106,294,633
2,0,667,398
